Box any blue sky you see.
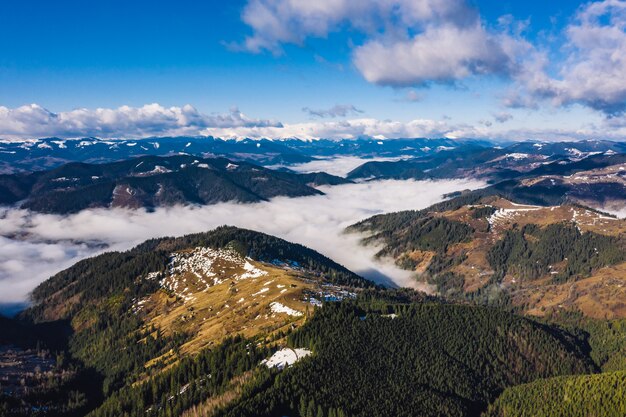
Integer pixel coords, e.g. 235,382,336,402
0,0,625,140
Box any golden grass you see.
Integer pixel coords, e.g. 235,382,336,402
512,263,626,319
138,258,315,359
180,370,256,417
396,198,626,318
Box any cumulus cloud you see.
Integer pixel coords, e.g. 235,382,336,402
353,23,513,87
303,104,364,118
240,0,522,87
0,178,486,306
0,104,281,140
506,0,626,115
239,0,626,117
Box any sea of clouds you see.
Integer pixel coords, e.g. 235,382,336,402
0,178,486,310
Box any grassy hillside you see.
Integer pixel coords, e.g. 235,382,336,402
13,227,370,414
348,196,626,318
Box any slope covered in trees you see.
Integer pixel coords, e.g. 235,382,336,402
484,371,626,417
348,195,626,317
216,301,595,417
87,336,270,417
485,312,626,417
0,155,351,213
487,223,623,283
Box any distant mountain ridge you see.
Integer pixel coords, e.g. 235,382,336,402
0,136,482,174
347,140,626,182
347,143,626,212
0,155,351,213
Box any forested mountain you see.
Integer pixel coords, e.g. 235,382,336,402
1,227,370,416
215,301,595,417
346,145,626,211
347,141,626,183
485,371,626,417
4,226,626,417
0,155,351,213
346,145,544,182
348,195,626,319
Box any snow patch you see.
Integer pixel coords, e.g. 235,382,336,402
262,348,311,369
270,302,303,317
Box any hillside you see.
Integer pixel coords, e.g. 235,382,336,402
0,155,351,213
5,226,626,417
484,371,626,417
347,146,626,211
214,301,595,417
348,196,626,318
346,145,547,182
0,227,370,416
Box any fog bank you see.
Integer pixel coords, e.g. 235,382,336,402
0,179,485,307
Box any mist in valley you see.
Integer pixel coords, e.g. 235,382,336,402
0,178,486,309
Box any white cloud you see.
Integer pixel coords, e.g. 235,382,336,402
0,178,486,306
202,117,481,140
2,103,626,142
240,0,520,87
354,23,513,87
0,104,281,140
507,0,626,115
239,0,626,117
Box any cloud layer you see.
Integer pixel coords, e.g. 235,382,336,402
2,102,626,141
0,178,485,306
0,104,280,140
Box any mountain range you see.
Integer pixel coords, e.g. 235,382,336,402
0,137,476,174
2,138,626,417
0,155,350,213
3,138,626,215
2,226,626,417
